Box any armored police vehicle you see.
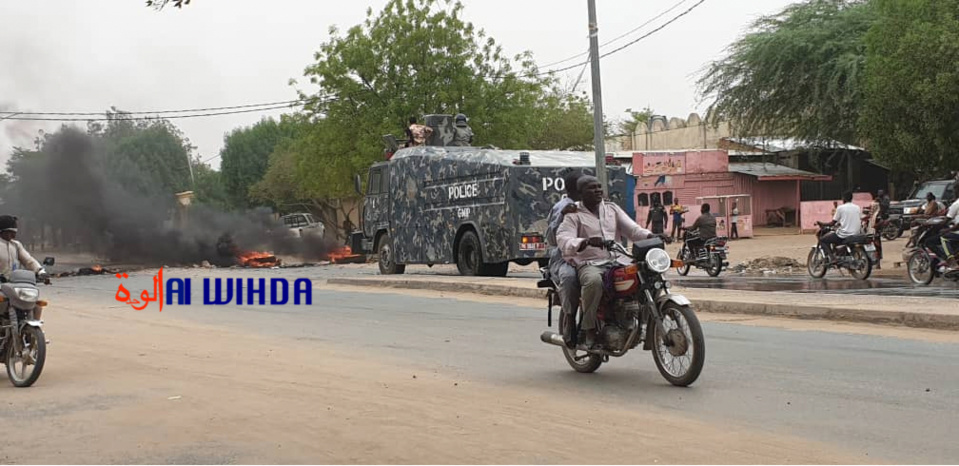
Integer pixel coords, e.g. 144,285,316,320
349,115,627,276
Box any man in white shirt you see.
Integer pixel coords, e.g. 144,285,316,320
557,176,655,349
817,191,862,262
0,215,49,320
939,198,959,270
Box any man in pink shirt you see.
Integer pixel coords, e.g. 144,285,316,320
557,176,655,349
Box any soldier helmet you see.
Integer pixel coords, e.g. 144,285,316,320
455,113,468,124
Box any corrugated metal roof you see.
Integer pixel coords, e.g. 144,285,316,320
724,137,864,152
729,162,831,181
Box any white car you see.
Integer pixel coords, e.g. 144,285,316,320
281,213,325,239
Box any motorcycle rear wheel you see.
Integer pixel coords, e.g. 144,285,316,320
807,248,828,278
907,250,935,286
676,247,691,276
652,303,705,387
705,254,722,277
6,326,46,388
849,248,872,280
881,223,899,241
559,310,602,373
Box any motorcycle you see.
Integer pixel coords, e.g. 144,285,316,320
881,215,904,241
806,223,874,280
538,237,705,387
905,216,959,285
675,228,728,277
0,258,53,387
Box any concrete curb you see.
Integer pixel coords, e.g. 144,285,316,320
326,277,959,331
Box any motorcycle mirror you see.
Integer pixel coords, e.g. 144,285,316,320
42,257,55,266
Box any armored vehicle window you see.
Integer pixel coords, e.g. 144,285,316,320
379,169,389,193
369,169,383,195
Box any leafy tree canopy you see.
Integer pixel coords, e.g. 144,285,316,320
697,0,874,146
279,0,593,201
860,0,959,178
218,116,300,209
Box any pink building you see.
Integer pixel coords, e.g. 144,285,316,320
632,150,831,237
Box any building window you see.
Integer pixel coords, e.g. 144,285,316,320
663,191,674,205
650,192,662,206
637,193,649,207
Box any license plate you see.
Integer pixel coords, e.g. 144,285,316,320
864,244,876,251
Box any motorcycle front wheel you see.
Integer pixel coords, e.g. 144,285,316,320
651,303,705,387
807,247,828,278
907,249,935,286
6,326,46,388
849,247,872,280
559,309,602,373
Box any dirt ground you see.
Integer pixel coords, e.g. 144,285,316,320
0,294,869,464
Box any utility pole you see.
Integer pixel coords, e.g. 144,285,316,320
587,0,608,197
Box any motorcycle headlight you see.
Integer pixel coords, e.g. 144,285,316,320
16,287,39,302
645,248,671,273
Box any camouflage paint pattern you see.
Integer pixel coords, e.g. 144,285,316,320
373,146,626,267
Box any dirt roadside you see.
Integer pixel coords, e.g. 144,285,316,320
0,297,868,464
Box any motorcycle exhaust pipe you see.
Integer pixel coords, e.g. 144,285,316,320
540,331,566,347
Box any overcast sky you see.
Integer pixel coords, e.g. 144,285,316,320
0,0,796,169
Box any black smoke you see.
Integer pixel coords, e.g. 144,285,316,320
5,126,339,266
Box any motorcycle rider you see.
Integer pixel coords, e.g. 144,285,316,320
817,191,862,263
937,198,959,271
557,176,654,349
545,170,583,328
0,215,49,320
685,203,717,260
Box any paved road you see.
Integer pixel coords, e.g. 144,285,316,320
50,267,959,463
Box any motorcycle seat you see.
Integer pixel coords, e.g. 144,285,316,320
842,235,869,245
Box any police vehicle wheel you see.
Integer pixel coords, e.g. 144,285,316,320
456,231,483,276
377,233,405,275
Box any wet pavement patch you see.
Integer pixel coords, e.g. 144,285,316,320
673,276,959,298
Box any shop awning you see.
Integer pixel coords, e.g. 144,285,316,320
729,162,832,181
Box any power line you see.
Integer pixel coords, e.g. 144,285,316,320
6,99,308,117
595,0,706,60
1,103,301,122
532,0,691,71
491,0,707,80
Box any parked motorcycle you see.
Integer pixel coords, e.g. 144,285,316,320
538,237,705,387
905,216,959,285
675,228,729,277
0,258,53,387
881,215,904,241
806,223,873,280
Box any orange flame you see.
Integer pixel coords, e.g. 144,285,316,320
236,251,280,268
327,246,363,264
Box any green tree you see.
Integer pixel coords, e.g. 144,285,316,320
860,0,959,177
614,106,655,136
288,0,590,201
697,0,874,145
86,112,196,197
218,116,299,209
